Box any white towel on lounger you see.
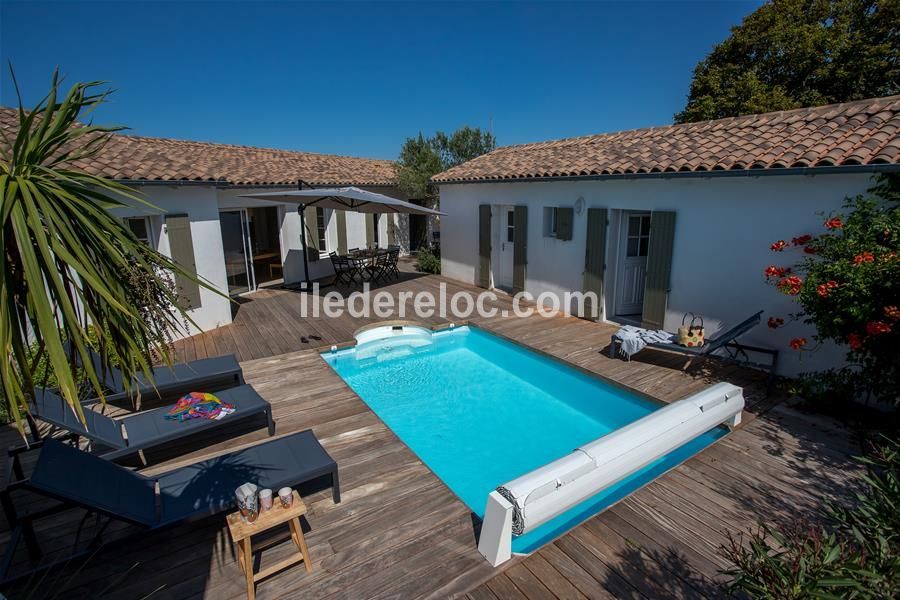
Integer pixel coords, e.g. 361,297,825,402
613,325,675,359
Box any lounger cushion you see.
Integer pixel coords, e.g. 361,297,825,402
127,355,242,398
157,429,336,525
30,439,157,526
119,385,269,447
32,389,126,449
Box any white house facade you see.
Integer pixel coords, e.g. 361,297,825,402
0,106,410,338
434,96,900,376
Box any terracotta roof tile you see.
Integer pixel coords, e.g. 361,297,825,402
0,107,396,187
434,96,900,183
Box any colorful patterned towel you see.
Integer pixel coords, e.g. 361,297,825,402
165,392,235,421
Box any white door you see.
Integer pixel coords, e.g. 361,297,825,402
616,213,651,315
495,207,516,290
219,208,256,295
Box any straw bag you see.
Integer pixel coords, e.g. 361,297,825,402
677,313,705,347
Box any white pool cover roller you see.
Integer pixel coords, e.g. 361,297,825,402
478,382,744,566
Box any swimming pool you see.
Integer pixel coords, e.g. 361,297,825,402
322,325,726,554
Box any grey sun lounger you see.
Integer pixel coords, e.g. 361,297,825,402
27,385,275,461
65,343,244,407
609,310,779,387
0,429,339,584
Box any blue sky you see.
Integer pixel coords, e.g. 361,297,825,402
1,1,763,159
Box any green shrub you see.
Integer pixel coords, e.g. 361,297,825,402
415,246,441,274
721,437,900,599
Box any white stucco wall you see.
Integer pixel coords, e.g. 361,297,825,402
108,186,232,337
439,172,881,376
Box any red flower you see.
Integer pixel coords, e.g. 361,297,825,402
866,321,892,336
789,337,807,350
770,240,787,252
825,217,843,230
777,275,803,295
885,306,900,321
791,235,813,246
827,280,838,288
816,284,829,297
767,317,785,329
853,251,875,265
803,245,817,254
847,333,863,350
764,265,787,279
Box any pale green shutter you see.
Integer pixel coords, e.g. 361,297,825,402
583,208,607,320
336,210,348,255
365,213,375,248
387,215,396,246
304,205,319,262
641,211,676,330
556,207,573,241
166,214,201,309
513,206,528,294
478,205,491,288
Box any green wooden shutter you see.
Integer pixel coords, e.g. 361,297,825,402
166,214,201,310
365,213,375,248
583,208,607,320
478,205,492,288
556,207,573,241
304,205,319,262
641,211,677,330
387,215,396,246
336,210,348,255
513,206,528,294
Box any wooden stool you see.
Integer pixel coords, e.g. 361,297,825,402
226,491,313,600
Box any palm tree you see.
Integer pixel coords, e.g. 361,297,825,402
1,70,217,434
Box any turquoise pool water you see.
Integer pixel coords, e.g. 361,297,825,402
322,326,725,553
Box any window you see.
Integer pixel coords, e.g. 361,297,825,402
315,207,327,251
543,207,558,237
506,210,515,243
125,217,153,246
626,214,651,257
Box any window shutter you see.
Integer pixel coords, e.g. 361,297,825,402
513,206,528,294
641,211,676,330
304,205,319,262
165,214,201,310
365,213,375,248
583,208,607,320
478,205,491,288
556,207,573,241
336,210,348,255
387,215,396,246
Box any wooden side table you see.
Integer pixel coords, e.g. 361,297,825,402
226,491,313,600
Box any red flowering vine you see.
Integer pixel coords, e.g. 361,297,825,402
767,317,784,329
791,234,812,246
824,217,843,230
866,321,892,336
847,333,863,350
770,240,787,252
764,265,788,279
853,251,875,265
885,306,900,321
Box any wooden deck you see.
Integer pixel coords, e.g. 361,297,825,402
0,272,863,599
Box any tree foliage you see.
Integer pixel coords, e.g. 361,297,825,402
395,126,495,202
0,71,216,433
764,175,900,406
676,0,900,123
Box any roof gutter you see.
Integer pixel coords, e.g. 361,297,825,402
433,163,900,186
114,180,395,189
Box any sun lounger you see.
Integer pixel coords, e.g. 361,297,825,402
28,385,275,461
609,311,778,387
66,343,244,407
0,429,339,584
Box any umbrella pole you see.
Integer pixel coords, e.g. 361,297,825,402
298,202,310,285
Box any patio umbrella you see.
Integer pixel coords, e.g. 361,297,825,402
240,185,445,283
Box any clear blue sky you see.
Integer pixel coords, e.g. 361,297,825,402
1,1,763,160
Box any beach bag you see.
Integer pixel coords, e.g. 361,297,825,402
677,313,705,348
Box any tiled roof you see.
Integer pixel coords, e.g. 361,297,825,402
433,96,900,183
0,107,396,186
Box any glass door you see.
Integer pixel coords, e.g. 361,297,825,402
219,209,255,295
